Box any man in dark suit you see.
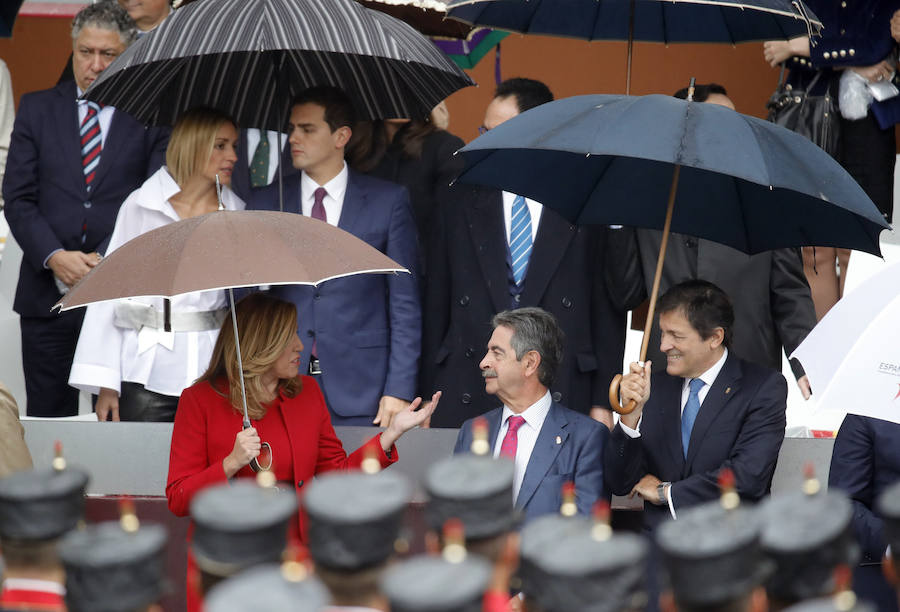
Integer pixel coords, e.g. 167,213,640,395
604,280,786,530
454,307,608,523
3,2,166,417
829,414,900,612
229,128,296,204
250,86,420,426
423,78,625,429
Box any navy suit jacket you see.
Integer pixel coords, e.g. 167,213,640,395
2,80,167,317
454,401,609,522
829,414,900,564
250,170,421,419
604,354,786,530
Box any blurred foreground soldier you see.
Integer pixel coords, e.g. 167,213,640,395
518,504,648,612
304,469,411,611
783,592,876,612
877,480,900,603
760,471,858,610
605,280,786,529
58,502,167,612
188,476,296,599
0,448,88,611
204,562,329,612
656,473,770,612
381,532,492,612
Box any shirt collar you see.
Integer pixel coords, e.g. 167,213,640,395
691,348,729,389
301,162,348,204
500,390,552,431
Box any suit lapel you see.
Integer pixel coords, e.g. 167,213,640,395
519,208,576,305
464,188,510,313
338,170,367,236
89,109,126,192
57,83,87,194
685,355,742,470
516,402,568,510
486,408,503,451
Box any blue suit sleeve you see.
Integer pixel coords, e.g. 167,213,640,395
829,414,887,563
603,423,647,496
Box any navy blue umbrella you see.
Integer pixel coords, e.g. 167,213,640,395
0,0,24,37
455,93,890,411
446,0,821,92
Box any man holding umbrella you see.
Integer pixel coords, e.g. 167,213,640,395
251,86,421,427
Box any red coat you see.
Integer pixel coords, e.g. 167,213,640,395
166,376,397,612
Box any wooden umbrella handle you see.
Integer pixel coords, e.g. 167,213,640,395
608,165,681,415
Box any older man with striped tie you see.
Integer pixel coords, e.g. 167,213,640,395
2,2,167,417
422,78,625,429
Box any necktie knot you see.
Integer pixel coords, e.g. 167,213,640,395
689,378,705,396
506,415,526,434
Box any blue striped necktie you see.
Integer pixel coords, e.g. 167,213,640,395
509,194,532,286
80,101,102,190
681,378,705,458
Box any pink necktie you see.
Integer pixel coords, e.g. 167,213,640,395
311,187,327,222
499,415,526,460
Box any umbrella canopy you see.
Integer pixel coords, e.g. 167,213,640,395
445,0,820,43
456,94,889,256
790,259,900,425
358,0,475,38
84,0,474,130
0,0,23,37
54,210,408,311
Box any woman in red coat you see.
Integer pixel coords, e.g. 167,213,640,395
166,292,438,610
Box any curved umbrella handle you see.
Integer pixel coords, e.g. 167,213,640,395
609,374,637,415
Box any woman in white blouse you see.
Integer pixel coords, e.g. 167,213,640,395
69,107,244,421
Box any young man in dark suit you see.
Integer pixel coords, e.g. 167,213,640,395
3,2,167,416
454,307,608,523
605,280,787,531
250,86,420,426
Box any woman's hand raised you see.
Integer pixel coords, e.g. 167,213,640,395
223,427,261,478
380,391,441,451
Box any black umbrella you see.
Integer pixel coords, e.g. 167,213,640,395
446,0,821,93
0,0,24,37
84,0,474,130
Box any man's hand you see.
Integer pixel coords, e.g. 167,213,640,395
797,375,812,400
892,10,900,42
763,36,810,67
380,391,441,450
590,406,613,430
373,395,409,428
96,387,120,422
619,361,651,430
851,60,895,83
48,250,101,287
629,473,664,505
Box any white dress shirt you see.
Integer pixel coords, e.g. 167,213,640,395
501,190,543,244
69,167,246,397
300,163,348,226
492,390,553,503
245,128,287,185
619,348,729,519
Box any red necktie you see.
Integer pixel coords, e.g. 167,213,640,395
499,415,526,460
80,102,102,189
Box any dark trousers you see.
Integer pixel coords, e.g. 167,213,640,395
118,382,179,422
840,114,896,223
20,310,84,417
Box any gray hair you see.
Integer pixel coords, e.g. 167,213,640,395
71,1,137,46
491,307,563,388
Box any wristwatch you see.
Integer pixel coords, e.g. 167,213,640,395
657,482,671,505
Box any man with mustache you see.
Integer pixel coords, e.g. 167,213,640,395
453,307,608,523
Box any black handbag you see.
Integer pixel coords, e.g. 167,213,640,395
766,66,840,158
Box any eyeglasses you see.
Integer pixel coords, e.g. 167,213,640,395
251,441,273,472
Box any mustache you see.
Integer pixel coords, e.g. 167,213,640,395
482,369,497,379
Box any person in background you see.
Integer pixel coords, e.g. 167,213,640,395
0,382,32,478
69,107,243,422
3,1,166,417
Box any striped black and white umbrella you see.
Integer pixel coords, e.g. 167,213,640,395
84,0,475,129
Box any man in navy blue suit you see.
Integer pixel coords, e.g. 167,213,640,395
251,86,420,426
453,307,608,523
2,2,166,417
605,280,786,530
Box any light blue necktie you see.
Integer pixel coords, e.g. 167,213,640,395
681,378,705,458
509,194,533,286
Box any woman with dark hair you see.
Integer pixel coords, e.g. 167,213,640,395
69,107,244,422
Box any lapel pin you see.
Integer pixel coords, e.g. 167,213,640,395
725,387,731,395
555,436,562,445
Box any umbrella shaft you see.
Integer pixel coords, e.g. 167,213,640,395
228,288,252,428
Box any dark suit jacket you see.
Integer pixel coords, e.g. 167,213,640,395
829,414,900,564
454,400,608,522
250,170,421,419
423,184,625,427
230,129,296,204
2,80,167,317
605,227,816,379
604,354,787,529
